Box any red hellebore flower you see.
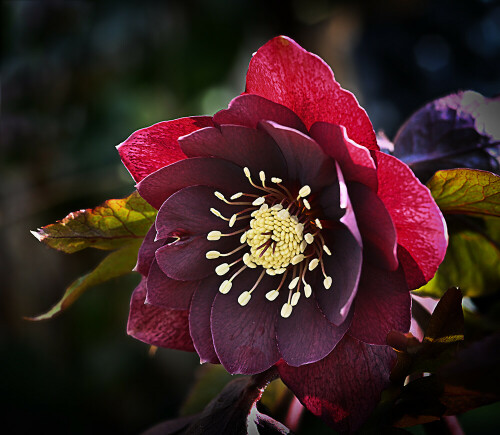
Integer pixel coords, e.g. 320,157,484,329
118,36,447,432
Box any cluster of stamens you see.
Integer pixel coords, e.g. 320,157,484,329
206,167,333,318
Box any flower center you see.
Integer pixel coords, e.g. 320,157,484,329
205,167,332,318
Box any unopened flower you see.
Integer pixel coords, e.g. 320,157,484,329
119,36,447,432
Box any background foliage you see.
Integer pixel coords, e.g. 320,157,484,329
2,0,500,433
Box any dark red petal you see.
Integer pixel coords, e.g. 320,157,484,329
348,263,411,345
348,182,398,271
246,36,377,150
259,120,336,192
179,125,288,181
375,151,448,288
310,122,378,190
155,234,238,281
316,226,362,326
137,157,251,210
189,274,221,364
277,336,396,433
211,270,280,374
135,224,165,276
213,94,307,133
146,260,200,310
127,278,194,351
118,117,214,182
276,288,352,367
156,185,246,240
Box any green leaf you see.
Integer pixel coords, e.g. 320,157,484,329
415,217,500,298
427,169,500,217
31,191,157,253
27,240,142,320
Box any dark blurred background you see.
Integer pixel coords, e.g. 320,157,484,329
2,0,500,433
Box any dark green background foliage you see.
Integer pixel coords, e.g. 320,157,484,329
2,0,499,433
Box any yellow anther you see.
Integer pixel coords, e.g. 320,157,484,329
210,208,228,220
229,214,237,227
309,258,319,271
304,284,312,298
240,231,247,244
219,280,232,294
206,251,220,259
266,290,280,301
288,277,300,289
252,197,266,206
281,303,293,318
324,276,333,289
230,192,243,200
266,269,276,275
271,177,282,183
216,263,230,276
298,185,311,198
291,254,305,265
305,233,314,244
291,292,301,306
244,167,251,178
303,198,311,210
295,223,304,235
259,171,266,184
323,245,332,256
315,218,323,229
238,291,252,306
207,231,221,241
277,209,290,220
271,204,283,211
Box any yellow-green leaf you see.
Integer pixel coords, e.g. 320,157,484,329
427,169,500,217
31,191,156,253
27,240,142,321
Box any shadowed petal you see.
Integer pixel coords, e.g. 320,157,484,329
189,275,221,364
118,117,214,182
259,120,336,192
135,224,165,276
137,157,252,209
146,260,200,310
127,279,194,351
246,36,377,150
310,122,378,190
348,182,398,271
277,336,396,433
213,94,307,133
179,125,288,181
155,234,239,281
375,151,448,288
156,185,246,240
276,285,352,366
211,270,281,374
316,226,362,326
349,262,411,345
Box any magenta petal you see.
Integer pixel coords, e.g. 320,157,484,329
211,270,280,374
179,125,288,181
136,224,165,276
316,226,362,326
117,117,214,182
375,151,448,288
349,263,411,345
276,289,352,367
137,157,251,210
310,122,378,190
127,279,194,351
189,275,221,364
348,182,398,271
259,120,336,191
146,260,200,310
155,234,236,281
246,36,377,150
156,185,245,240
213,94,307,133
277,336,396,433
